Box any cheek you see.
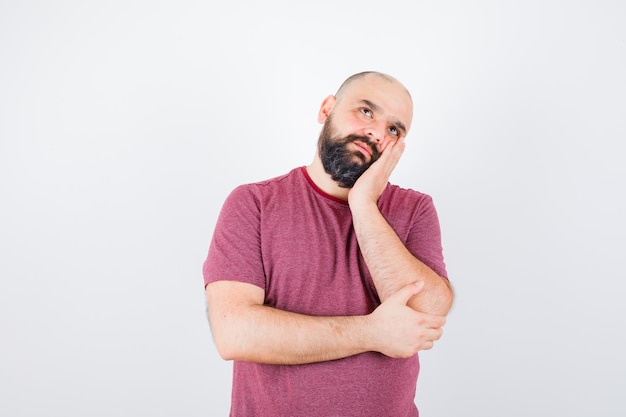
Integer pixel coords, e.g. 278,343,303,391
340,115,366,134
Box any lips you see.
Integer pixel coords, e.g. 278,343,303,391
352,140,373,159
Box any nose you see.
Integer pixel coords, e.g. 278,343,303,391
365,124,387,151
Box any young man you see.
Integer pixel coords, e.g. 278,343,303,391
203,71,453,416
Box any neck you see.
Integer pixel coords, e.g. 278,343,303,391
306,153,350,201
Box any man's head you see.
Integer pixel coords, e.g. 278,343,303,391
316,71,413,188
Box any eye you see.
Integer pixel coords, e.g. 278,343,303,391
359,108,373,118
389,126,399,136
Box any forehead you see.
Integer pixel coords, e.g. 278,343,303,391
337,74,413,130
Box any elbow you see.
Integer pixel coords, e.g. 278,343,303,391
407,275,455,316
210,323,240,361
214,340,236,361
205,281,266,361
209,317,255,361
439,278,455,315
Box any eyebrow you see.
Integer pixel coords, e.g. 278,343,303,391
359,99,407,135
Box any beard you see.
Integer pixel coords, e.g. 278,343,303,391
317,115,381,188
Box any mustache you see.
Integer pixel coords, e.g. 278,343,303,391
342,135,380,160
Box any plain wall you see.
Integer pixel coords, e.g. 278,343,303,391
1,1,624,415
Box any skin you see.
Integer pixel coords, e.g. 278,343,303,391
206,73,454,365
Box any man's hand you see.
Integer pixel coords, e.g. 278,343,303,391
349,137,406,208
367,281,446,358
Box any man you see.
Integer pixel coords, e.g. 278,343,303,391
203,71,453,416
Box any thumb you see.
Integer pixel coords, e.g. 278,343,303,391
390,281,425,306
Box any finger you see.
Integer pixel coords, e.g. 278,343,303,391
390,138,406,161
379,137,399,158
390,281,425,305
420,314,447,329
378,138,405,170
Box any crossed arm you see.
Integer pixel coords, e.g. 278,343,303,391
205,279,442,365
206,138,453,365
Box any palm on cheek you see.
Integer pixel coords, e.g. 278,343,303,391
349,138,405,206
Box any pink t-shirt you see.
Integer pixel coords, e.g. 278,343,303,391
203,167,447,417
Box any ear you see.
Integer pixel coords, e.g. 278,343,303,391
317,95,336,124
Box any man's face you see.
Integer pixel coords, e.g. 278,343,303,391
317,74,413,188
318,114,381,188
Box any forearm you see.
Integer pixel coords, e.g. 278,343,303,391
351,202,453,316
208,293,372,364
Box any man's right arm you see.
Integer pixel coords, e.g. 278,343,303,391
205,280,445,365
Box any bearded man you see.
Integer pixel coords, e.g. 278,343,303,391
203,71,454,417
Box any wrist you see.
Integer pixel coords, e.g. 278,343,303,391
359,313,380,353
348,196,379,215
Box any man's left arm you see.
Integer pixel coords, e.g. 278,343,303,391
349,137,454,316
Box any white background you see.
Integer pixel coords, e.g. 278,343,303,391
1,1,625,416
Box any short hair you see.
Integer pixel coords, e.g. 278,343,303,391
335,71,412,102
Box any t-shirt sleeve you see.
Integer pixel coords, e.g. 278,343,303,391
202,185,266,290
407,195,448,280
